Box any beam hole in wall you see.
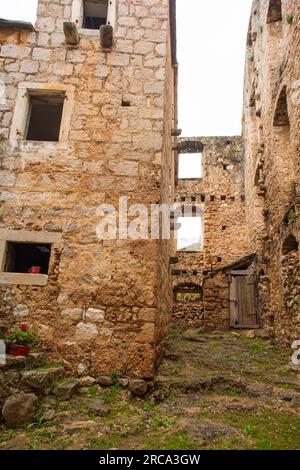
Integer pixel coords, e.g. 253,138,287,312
267,0,282,23
282,235,299,256
26,93,65,142
178,153,202,179
83,0,108,29
4,243,51,275
121,99,131,107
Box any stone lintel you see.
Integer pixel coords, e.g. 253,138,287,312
0,273,48,286
0,229,62,244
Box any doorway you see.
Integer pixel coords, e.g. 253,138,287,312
229,270,259,328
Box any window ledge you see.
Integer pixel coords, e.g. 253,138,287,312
8,140,69,151
0,273,48,286
178,178,203,181
79,28,100,37
176,250,203,254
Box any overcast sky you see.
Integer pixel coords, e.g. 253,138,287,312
0,0,252,137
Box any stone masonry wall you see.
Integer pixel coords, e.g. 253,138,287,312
172,137,250,329
243,0,300,344
0,0,176,379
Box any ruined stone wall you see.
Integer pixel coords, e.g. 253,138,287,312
0,0,176,379
173,137,250,329
243,0,300,343
203,271,230,331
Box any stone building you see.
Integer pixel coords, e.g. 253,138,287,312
1,0,300,387
172,137,251,330
173,0,300,343
0,0,178,379
243,0,300,345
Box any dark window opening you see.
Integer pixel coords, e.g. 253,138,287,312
5,243,51,275
26,93,65,142
267,0,282,23
83,0,108,29
282,235,299,255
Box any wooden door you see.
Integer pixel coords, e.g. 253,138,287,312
230,271,259,328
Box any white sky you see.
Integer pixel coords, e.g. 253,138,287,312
177,217,202,251
0,0,252,136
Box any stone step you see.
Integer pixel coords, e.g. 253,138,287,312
20,367,64,395
1,352,47,371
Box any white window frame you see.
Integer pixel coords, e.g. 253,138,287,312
71,0,116,36
10,82,74,143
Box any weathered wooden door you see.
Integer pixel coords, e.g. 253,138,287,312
229,271,259,328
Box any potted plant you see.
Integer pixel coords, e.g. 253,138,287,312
5,324,38,357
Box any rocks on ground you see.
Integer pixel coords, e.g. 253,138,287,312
88,399,112,417
52,379,80,400
2,393,38,428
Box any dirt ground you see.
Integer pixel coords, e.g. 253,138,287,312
1,328,300,450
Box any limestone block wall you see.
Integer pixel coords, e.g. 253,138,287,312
0,0,177,378
243,0,300,343
172,137,250,329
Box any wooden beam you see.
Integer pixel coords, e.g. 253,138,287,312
100,25,113,51
63,21,79,46
171,128,182,137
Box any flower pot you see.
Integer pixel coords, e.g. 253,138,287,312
28,266,41,274
9,345,30,357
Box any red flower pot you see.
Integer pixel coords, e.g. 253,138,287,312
28,266,41,274
9,345,30,357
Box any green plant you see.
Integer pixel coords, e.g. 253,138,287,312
88,385,98,397
109,371,121,383
5,325,38,346
287,13,294,24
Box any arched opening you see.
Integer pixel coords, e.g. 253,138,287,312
274,86,289,126
267,0,282,23
282,235,299,256
266,86,295,221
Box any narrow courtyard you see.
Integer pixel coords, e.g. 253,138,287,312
1,329,299,451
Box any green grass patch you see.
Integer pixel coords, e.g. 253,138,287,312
222,410,300,450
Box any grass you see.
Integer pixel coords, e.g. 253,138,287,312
1,329,299,451
101,385,122,404
220,411,300,450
